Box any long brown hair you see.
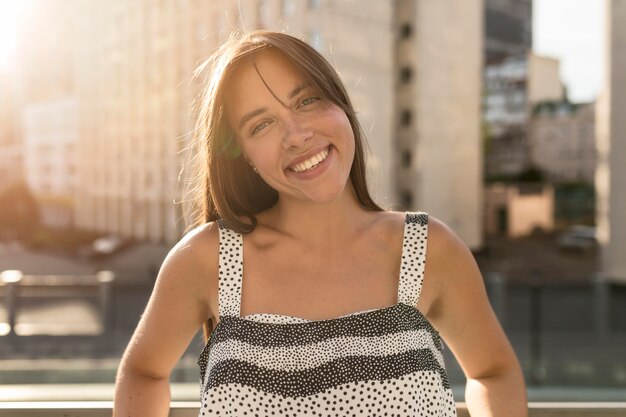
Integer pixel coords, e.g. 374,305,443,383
181,30,383,340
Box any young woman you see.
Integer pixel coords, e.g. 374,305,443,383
113,31,527,417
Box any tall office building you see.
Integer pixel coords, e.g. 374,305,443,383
72,1,237,243
394,0,484,248
596,0,626,283
483,52,564,179
484,0,532,64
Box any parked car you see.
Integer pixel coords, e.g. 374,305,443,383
77,235,131,259
557,225,597,252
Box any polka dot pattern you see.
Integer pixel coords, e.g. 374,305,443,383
198,212,457,416
216,219,244,317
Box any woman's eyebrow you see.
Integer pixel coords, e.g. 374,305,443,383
288,83,310,99
239,108,267,129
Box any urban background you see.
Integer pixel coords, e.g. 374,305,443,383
0,0,625,406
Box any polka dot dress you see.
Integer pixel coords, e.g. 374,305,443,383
197,212,457,416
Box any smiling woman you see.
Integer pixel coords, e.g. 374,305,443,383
113,30,527,417
223,48,356,206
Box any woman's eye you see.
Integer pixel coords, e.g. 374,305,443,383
251,121,270,135
299,96,320,108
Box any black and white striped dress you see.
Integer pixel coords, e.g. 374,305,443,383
198,212,457,416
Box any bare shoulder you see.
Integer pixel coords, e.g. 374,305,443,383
423,214,483,317
157,221,220,315
165,221,219,273
424,214,468,259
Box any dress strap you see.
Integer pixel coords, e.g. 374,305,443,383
397,211,429,307
217,219,244,318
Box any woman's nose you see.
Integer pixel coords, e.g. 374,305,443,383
281,112,313,149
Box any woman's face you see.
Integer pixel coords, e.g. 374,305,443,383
224,49,355,206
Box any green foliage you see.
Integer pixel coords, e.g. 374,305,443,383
517,166,545,182
554,182,595,225
485,165,546,184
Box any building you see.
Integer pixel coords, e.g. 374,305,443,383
21,98,78,227
483,52,564,179
530,102,596,185
596,0,626,283
0,65,23,190
484,182,554,238
484,0,532,65
16,0,80,228
394,0,484,248
527,54,565,105
484,53,563,136
71,1,216,243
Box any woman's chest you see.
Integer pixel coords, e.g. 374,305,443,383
238,234,403,320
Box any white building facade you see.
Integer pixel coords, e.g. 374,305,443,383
22,98,78,227
394,0,484,249
530,102,596,184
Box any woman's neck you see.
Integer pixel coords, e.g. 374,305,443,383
261,184,375,246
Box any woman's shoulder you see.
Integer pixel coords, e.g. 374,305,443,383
420,212,482,313
420,213,470,262
170,221,220,261
158,221,221,292
382,210,467,269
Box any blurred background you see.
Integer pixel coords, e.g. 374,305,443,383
0,0,625,407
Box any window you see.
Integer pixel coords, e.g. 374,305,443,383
401,149,412,168
401,191,413,208
399,66,412,84
399,23,412,39
400,109,412,127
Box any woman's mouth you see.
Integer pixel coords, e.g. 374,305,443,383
287,146,331,173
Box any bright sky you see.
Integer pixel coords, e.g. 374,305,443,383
533,0,605,103
0,0,25,70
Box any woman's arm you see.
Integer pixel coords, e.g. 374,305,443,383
425,216,528,417
113,222,219,417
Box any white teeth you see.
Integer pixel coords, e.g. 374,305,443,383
289,147,330,173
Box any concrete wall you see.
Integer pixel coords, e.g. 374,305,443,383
528,53,564,105
413,0,484,249
596,0,626,283
484,183,554,237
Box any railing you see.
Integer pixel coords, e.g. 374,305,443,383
484,272,624,386
1,402,626,416
0,269,115,337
